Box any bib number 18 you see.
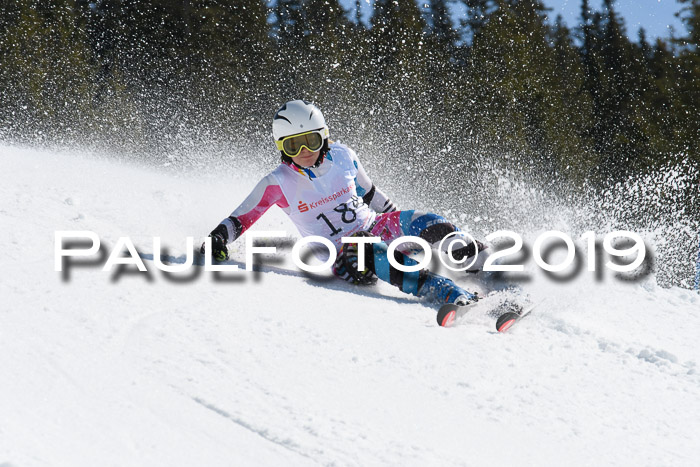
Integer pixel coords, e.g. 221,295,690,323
316,196,360,236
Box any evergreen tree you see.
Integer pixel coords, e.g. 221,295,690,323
187,0,273,109
370,0,427,83
189,0,270,72
427,0,458,49
366,0,430,170
673,0,700,158
303,0,367,107
579,0,607,175
548,16,596,179
303,0,352,77
274,0,305,47
506,0,550,19
595,0,645,177
423,0,460,115
676,0,700,48
95,0,192,85
465,0,584,175
0,0,99,140
354,0,362,25
272,0,307,97
459,0,496,41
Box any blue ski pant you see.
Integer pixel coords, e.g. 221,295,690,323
333,211,486,304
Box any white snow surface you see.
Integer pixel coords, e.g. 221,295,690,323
1,145,699,466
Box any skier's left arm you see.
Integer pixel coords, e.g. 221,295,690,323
350,150,398,213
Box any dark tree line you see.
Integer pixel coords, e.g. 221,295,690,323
0,0,698,184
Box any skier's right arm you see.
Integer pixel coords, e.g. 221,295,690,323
202,174,289,260
346,146,398,213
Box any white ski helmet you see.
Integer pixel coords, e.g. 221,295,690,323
272,100,329,142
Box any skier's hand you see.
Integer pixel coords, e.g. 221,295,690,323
200,225,229,261
332,231,377,285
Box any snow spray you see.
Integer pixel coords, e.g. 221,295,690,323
695,233,700,291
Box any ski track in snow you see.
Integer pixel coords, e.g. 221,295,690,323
1,146,699,466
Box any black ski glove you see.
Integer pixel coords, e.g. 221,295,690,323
200,224,229,261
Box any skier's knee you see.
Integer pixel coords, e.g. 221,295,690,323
418,219,457,243
407,212,457,242
449,239,490,273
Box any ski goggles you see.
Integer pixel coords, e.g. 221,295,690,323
275,128,329,157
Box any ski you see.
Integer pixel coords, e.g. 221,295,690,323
495,302,536,332
436,303,472,327
438,298,538,331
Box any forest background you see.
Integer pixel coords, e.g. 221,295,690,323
1,0,699,178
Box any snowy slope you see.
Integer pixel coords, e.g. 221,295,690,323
1,145,699,467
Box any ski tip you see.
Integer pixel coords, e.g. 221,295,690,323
439,310,456,327
496,312,520,333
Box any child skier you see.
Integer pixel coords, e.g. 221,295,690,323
202,100,489,307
